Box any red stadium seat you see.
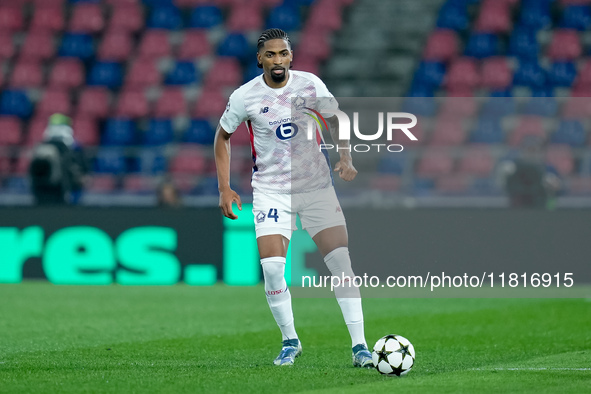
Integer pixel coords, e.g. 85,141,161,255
509,116,546,146
124,58,162,88
138,30,172,59
174,0,214,6
416,149,454,177
25,117,47,146
109,4,144,33
116,89,150,118
77,87,110,119
445,58,480,90
177,30,211,59
49,58,84,89
435,175,469,193
291,58,320,76
154,88,187,118
87,175,117,193
193,89,227,118
105,0,139,4
0,32,15,59
36,89,72,118
69,3,105,34
14,150,31,175
567,176,591,195
562,97,591,118
0,116,22,145
0,6,24,32
481,57,512,90
546,145,574,175
123,175,154,193
429,117,466,146
20,31,55,60
204,58,242,88
227,4,264,32
369,175,402,192
297,29,331,61
474,0,512,33
31,0,65,6
30,6,64,32
169,145,206,174
439,95,477,118
98,31,133,62
573,59,591,89
423,29,459,62
547,29,582,61
10,60,43,88
72,116,99,146
307,1,343,32
457,146,494,176
0,154,10,175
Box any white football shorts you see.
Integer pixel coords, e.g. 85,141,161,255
252,186,346,239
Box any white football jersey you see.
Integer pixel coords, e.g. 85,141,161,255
220,70,339,194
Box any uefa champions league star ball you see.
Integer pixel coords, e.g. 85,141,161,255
372,334,415,376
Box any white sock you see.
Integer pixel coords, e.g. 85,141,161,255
324,247,367,348
261,257,298,341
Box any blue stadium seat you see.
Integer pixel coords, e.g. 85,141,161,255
508,28,539,60
267,5,301,31
184,119,214,144
513,61,547,88
143,0,175,5
88,62,123,88
217,33,250,60
148,6,182,30
244,62,263,83
551,120,586,147
519,0,552,30
402,96,437,117
547,62,576,87
377,153,408,175
58,33,94,59
190,6,223,29
144,119,174,146
481,91,516,117
135,148,167,174
413,178,435,195
102,119,135,146
469,118,504,144
560,5,591,31
413,61,446,88
523,91,558,117
69,0,100,3
465,33,499,58
166,62,198,85
193,176,220,196
0,90,32,118
436,2,469,31
94,148,126,174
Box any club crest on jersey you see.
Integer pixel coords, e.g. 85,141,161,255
293,97,306,110
275,122,299,140
259,106,269,114
256,211,266,223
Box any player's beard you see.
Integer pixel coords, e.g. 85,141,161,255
270,67,287,83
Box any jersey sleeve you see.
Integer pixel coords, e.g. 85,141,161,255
311,75,339,117
219,89,248,134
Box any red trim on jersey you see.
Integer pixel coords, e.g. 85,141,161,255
246,120,258,171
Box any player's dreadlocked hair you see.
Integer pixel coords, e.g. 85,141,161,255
257,28,291,68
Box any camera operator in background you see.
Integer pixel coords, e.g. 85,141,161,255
28,114,89,206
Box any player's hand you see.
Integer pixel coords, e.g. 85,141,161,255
218,188,242,220
334,157,357,181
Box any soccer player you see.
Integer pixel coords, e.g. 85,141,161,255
214,28,372,368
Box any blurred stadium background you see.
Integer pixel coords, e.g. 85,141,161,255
1,0,590,207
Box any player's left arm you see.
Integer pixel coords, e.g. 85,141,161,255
326,115,357,182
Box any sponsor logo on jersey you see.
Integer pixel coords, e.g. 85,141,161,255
256,211,266,223
259,106,269,114
275,122,299,140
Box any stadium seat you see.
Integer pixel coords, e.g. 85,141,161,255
550,120,586,146
36,89,72,118
98,31,133,62
10,60,43,88
148,5,182,29
0,90,33,118
154,88,187,117
547,62,577,87
429,117,466,146
547,30,582,61
509,116,546,146
48,58,85,89
481,57,512,90
423,29,459,62
204,58,242,88
13,152,31,176
227,4,264,32
457,146,494,176
30,6,65,32
508,28,539,60
124,58,162,88
369,175,402,192
0,6,24,32
297,29,331,61
138,30,172,58
573,59,591,89
77,87,110,119
184,118,214,144
0,32,15,59
562,96,591,118
513,61,547,88
416,149,454,177
436,2,469,31
522,93,558,117
469,118,505,144
193,89,227,118
58,33,94,59
20,32,55,60
189,5,223,28
445,58,480,90
94,148,127,174
481,91,516,117
72,116,99,146
560,5,591,30
0,116,22,145
109,4,144,32
546,145,574,176
290,58,320,76
69,3,105,33
169,144,206,174
115,89,150,118
377,153,408,175
267,5,301,31
435,175,469,194
474,0,512,33
102,118,135,146
218,33,250,60
413,61,445,88
464,33,499,58
144,119,175,145
122,175,155,194
439,94,477,118
177,29,211,59
307,1,343,32
165,61,198,85
518,0,552,30
87,174,117,193
87,62,123,88
135,148,167,174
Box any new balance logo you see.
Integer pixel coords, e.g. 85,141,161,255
259,107,269,114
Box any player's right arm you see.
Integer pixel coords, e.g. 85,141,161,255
214,123,242,220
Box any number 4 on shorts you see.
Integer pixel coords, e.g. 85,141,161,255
268,208,279,222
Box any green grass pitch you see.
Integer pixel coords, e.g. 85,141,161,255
1,283,590,393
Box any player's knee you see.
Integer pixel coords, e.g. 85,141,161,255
324,247,355,277
261,256,286,290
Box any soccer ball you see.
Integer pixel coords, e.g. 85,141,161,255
372,334,415,376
